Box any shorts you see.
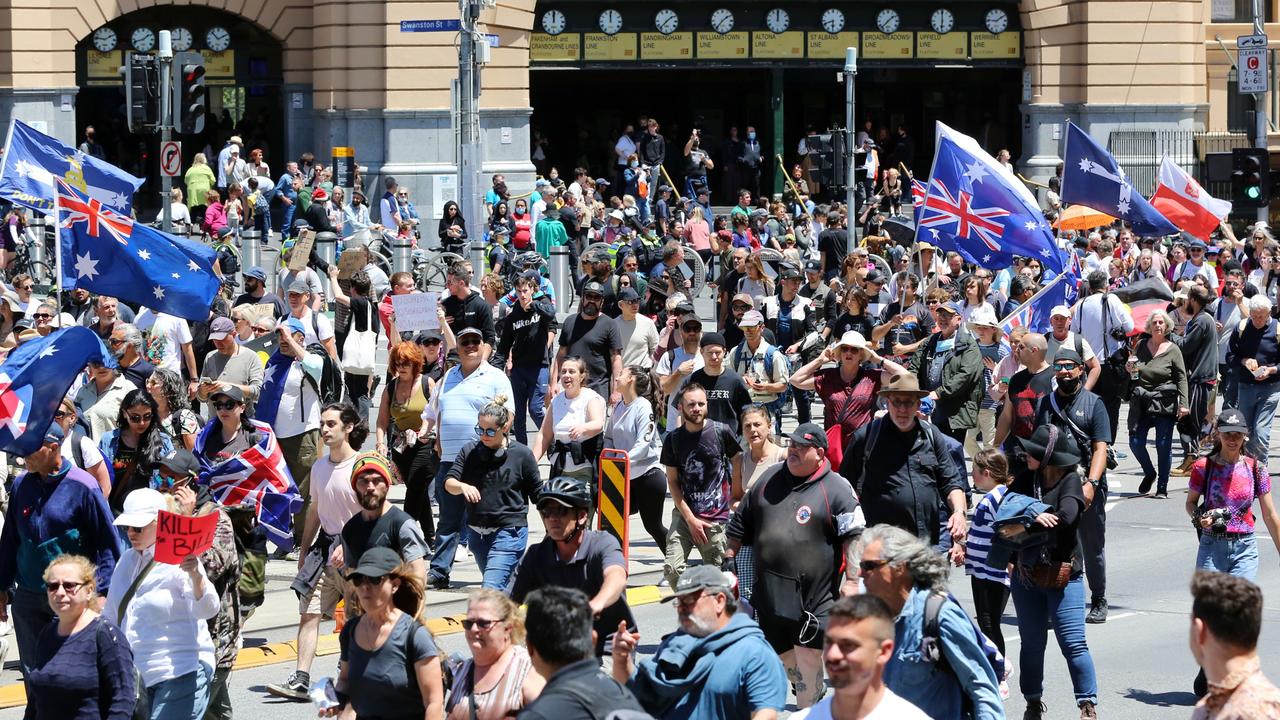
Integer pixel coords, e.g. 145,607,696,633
757,607,827,654
299,564,349,618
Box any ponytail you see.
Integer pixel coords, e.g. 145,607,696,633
479,394,512,429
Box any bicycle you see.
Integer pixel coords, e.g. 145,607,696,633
8,233,54,293
413,245,467,292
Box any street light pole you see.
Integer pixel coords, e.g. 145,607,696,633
158,30,173,234
844,47,857,253
1254,0,1269,223
458,0,486,271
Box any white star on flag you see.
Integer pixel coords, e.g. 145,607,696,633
1025,220,1039,230
171,273,181,279
1040,248,1052,257
153,286,166,300
14,160,54,186
1117,200,1130,214
75,252,99,280
930,229,940,239
1078,158,1092,173
37,346,57,358
983,254,992,262
138,249,151,261
187,260,200,272
963,161,990,184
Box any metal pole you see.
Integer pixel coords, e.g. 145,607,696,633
844,47,858,253
459,0,486,272
1255,0,1269,223
157,31,174,234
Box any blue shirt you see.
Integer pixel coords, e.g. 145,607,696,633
885,586,1003,720
431,362,514,461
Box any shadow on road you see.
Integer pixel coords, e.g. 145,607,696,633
1123,688,1198,707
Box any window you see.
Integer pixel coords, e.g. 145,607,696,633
1212,0,1272,23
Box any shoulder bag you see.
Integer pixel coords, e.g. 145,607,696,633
117,557,157,720
341,300,377,375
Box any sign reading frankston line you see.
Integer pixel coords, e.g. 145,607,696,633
1239,34,1268,95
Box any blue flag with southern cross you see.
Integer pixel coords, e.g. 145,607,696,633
0,326,116,455
1060,122,1179,237
0,119,143,215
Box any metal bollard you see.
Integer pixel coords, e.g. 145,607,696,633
550,245,569,307
393,238,413,275
315,232,338,308
30,217,48,266
240,230,262,294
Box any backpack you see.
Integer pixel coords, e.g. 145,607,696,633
68,425,90,469
299,342,343,415
860,416,952,487
214,237,240,276
922,592,1006,710
730,341,792,404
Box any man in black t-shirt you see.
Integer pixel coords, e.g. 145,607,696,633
340,452,430,579
684,333,752,434
994,333,1052,469
727,422,864,709
817,211,848,282
872,273,934,364
497,274,558,445
552,280,622,402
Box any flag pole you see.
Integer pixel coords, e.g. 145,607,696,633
997,270,1068,327
53,192,61,301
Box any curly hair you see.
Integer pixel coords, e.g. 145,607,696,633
857,524,950,593
149,368,190,413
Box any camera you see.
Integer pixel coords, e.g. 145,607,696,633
1202,508,1233,534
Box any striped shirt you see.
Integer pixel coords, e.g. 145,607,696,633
965,485,1010,587
424,362,514,462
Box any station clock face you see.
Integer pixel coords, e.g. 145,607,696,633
205,26,231,52
171,27,194,52
765,8,790,34
931,8,956,33
875,9,900,34
821,8,846,33
541,10,566,35
92,27,118,52
598,9,623,35
655,9,679,35
131,27,156,52
710,8,735,34
985,8,1009,34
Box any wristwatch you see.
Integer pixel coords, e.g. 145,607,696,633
1084,478,1100,488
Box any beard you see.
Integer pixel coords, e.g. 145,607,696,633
358,489,386,510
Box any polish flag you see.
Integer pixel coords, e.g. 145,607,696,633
1150,155,1232,240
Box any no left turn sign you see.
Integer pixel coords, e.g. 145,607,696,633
161,141,182,177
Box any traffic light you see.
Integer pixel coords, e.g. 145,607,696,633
124,52,159,133
172,52,206,135
1232,147,1271,208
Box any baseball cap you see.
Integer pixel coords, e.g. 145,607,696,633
731,293,754,308
1054,347,1085,366
804,260,822,274
414,330,444,345
779,264,803,281
457,327,484,341
740,310,765,327
595,178,611,187
157,449,201,478
1049,305,1072,319
210,385,246,404
674,301,696,316
287,279,311,295
41,422,65,446
660,565,735,603
582,280,606,297
788,422,829,450
681,316,703,330
243,266,267,282
284,318,307,336
934,301,961,316
113,488,167,528
1217,408,1249,434
347,547,402,581
208,316,235,341
618,287,640,303
864,269,887,285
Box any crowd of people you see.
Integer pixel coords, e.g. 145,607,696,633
0,123,1277,720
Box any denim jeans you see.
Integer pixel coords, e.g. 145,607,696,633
11,588,52,680
1010,574,1098,706
1129,413,1176,493
148,661,213,720
467,525,529,589
1219,364,1240,411
1236,381,1280,461
343,372,372,423
429,462,468,583
1196,533,1259,581
510,366,548,446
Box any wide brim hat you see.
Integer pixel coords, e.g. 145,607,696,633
878,373,929,398
1017,425,1082,468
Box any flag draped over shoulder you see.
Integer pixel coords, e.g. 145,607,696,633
0,327,115,455
194,419,302,550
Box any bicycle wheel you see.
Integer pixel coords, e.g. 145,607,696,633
369,252,392,280
680,245,707,299
25,261,54,293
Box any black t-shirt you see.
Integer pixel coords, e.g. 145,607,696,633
341,506,417,566
685,368,753,434
1005,367,1055,444
728,464,861,612
817,229,848,276
348,296,378,334
879,300,934,356
660,421,740,522
445,440,541,528
1034,389,1114,470
828,312,875,343
519,659,646,720
558,314,622,397
498,299,557,369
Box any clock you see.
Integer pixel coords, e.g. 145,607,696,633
171,27,193,52
931,8,956,34
655,9,679,35
92,27,118,52
541,10,566,35
765,8,790,34
875,9,900,34
821,8,846,34
710,8,735,34
984,8,1009,34
598,9,623,35
205,26,231,52
130,28,156,52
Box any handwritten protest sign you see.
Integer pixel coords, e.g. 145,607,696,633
155,510,219,564
233,303,275,324
391,292,439,332
289,229,316,271
337,247,368,280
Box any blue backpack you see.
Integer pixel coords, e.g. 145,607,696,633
731,341,791,404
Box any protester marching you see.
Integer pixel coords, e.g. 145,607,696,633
0,112,1275,720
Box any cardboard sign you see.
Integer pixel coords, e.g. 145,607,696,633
233,303,276,324
337,247,368,280
391,292,439,332
289,229,316,271
155,510,219,564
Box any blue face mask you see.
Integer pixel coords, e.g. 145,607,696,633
936,337,956,353
748,132,756,141
515,208,525,216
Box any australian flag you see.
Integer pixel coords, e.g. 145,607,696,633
918,122,1064,275
58,179,219,322
0,119,142,215
194,419,302,550
1061,122,1179,237
1000,271,1079,335
0,327,115,455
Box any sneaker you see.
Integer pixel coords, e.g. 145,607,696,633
1079,700,1098,719
264,671,311,701
1087,598,1108,624
1023,699,1047,720
1137,475,1155,496
428,575,451,590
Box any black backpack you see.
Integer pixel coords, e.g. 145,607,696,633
301,342,343,412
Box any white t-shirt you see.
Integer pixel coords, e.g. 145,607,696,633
61,434,105,470
292,308,335,349
279,267,324,301
617,314,659,369
551,388,603,473
309,453,362,537
790,689,930,720
136,311,193,375
272,358,323,439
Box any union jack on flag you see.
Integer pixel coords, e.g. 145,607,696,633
920,178,1011,253
56,178,133,246
1001,303,1035,335
194,419,302,549
911,177,928,224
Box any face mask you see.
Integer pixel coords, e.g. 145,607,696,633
936,337,955,353
748,132,756,141
630,161,639,168
1057,374,1082,394
515,208,525,216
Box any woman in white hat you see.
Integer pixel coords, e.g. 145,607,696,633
104,488,219,720
790,330,908,466
965,307,1011,457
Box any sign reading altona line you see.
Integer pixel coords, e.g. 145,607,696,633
1239,34,1268,94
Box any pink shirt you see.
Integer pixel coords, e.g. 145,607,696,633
685,219,711,251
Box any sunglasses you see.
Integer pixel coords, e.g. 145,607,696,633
46,581,84,593
474,425,501,438
32,313,51,320
127,413,152,424
107,338,127,346
462,618,499,631
125,525,148,533
538,505,574,518
53,410,69,420
212,401,240,411
351,574,387,587
926,300,941,305
150,472,187,490
458,337,482,347
1053,362,1081,372
859,559,890,573
18,285,32,291
732,304,751,312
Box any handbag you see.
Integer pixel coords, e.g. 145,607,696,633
341,300,377,375
1023,561,1072,590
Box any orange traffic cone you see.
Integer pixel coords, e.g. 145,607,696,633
334,599,346,633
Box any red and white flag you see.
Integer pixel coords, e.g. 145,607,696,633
1150,155,1231,240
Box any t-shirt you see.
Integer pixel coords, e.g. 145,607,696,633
200,346,265,417
1034,389,1114,468
340,507,430,565
339,613,439,719
660,421,740,522
1190,456,1272,534
685,368,753,435
790,689,930,720
1004,367,1054,444
965,485,1010,586
137,311,193,375
655,346,704,428
428,363,515,462
61,434,104,471
310,454,362,536
616,314,659,369
558,314,622,398
879,301,934,358
446,440,541,529
293,309,335,348
814,365,881,430
1045,330,1096,365
817,228,848,276
827,312,875,344
278,267,324,300
272,359,322,439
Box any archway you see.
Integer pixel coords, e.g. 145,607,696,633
75,8,285,217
